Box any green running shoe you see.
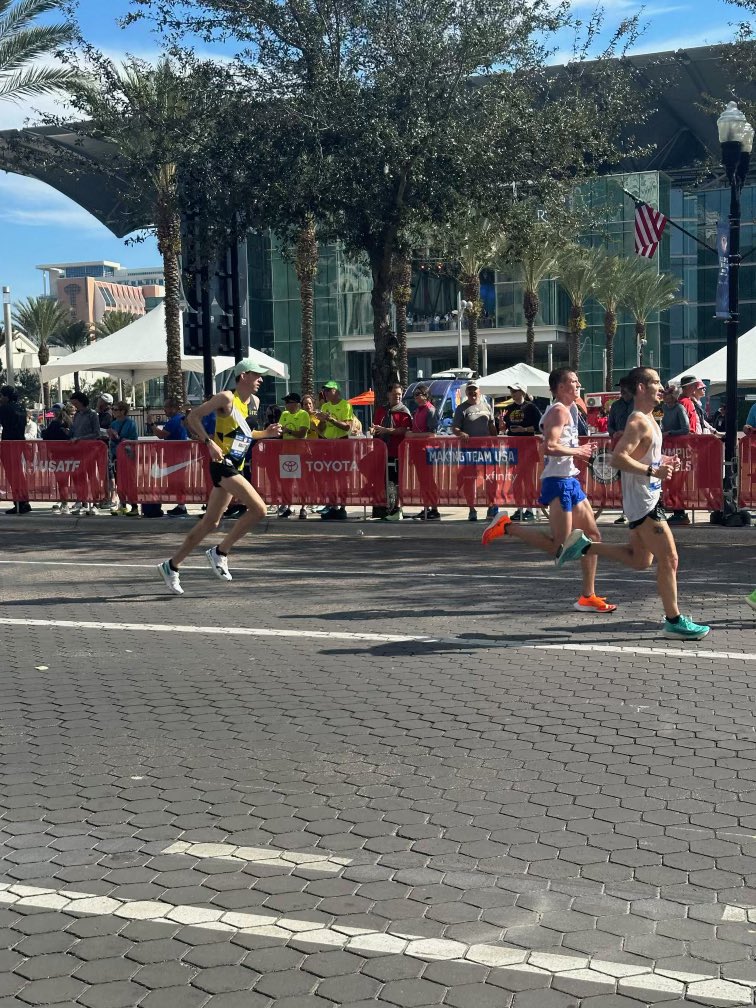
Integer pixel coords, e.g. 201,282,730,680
555,529,592,566
746,589,756,612
663,614,710,640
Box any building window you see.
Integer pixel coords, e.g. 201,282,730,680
63,283,80,308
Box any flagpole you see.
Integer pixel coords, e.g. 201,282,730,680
620,186,717,255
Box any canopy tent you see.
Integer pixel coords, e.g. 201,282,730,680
476,363,552,398
670,325,756,393
39,304,275,385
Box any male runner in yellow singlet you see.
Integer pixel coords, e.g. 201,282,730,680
157,360,282,595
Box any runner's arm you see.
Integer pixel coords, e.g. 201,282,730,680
610,416,664,477
542,405,591,458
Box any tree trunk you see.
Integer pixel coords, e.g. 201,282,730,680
604,307,616,391
523,288,539,367
73,372,81,393
294,215,318,397
462,272,481,376
636,319,646,366
156,197,185,407
391,253,412,388
37,340,50,409
569,305,583,370
370,246,396,408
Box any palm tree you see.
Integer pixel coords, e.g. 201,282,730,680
73,59,189,405
435,212,509,375
95,310,139,339
623,262,683,367
0,0,79,103
519,247,560,367
49,319,89,392
557,246,602,371
391,252,412,388
293,214,318,397
12,296,71,406
593,254,637,389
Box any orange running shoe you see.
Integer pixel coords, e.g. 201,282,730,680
574,594,617,613
482,512,511,546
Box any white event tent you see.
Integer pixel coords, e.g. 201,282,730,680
670,324,756,393
39,304,289,385
476,363,552,398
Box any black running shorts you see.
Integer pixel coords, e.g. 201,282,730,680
209,459,242,487
628,501,667,530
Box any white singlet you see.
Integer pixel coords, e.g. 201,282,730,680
540,403,580,479
620,412,663,523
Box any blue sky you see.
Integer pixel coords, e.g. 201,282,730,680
0,0,743,302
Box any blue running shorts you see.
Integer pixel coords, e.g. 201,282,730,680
539,476,586,512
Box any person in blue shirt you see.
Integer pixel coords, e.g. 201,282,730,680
108,402,139,516
744,400,756,435
152,396,190,515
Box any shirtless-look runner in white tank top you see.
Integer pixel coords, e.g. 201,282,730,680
556,366,710,640
482,367,617,615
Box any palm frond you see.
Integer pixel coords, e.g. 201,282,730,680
0,25,74,74
0,64,79,99
0,0,68,40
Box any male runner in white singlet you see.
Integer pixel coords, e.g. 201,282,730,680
482,367,616,614
556,366,710,639
157,360,282,595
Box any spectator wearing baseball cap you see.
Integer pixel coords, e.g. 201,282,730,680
316,381,354,520
452,380,498,521
279,392,311,519
500,383,541,521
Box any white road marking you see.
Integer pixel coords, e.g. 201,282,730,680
163,841,352,874
0,558,745,588
0,881,745,1000
1,616,753,661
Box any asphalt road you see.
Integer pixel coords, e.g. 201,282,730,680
0,521,754,1008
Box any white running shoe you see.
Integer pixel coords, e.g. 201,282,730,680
70,502,83,514
85,505,98,515
51,504,61,513
206,547,232,581
59,503,70,515
158,560,183,595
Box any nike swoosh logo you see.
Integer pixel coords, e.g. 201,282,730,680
149,460,195,478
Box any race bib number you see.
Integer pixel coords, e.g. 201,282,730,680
225,432,253,465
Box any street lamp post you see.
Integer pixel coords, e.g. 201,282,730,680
452,294,472,370
717,101,753,515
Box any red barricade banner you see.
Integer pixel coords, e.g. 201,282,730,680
400,435,724,511
0,440,107,502
739,434,756,508
116,440,211,504
399,438,542,508
251,439,387,506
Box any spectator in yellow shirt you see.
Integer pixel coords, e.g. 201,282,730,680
280,393,311,439
316,380,353,519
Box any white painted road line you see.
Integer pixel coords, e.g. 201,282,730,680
2,617,754,661
0,881,746,1001
163,841,352,874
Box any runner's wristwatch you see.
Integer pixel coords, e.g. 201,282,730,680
646,464,654,477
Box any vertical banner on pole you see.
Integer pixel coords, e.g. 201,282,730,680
716,222,731,319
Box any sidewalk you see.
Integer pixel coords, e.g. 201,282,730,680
0,501,752,543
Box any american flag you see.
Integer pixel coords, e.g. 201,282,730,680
634,203,667,258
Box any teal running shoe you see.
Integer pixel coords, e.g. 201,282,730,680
746,589,756,612
663,614,710,640
555,529,592,566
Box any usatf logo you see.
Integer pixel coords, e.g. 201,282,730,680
589,450,619,485
425,447,518,466
279,454,302,479
21,457,81,474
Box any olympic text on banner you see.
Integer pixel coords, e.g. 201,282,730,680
116,441,211,504
251,439,387,506
0,440,107,502
739,434,756,508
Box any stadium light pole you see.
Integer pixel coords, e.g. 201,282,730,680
717,101,753,514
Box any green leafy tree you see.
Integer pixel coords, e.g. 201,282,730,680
95,310,139,339
622,261,683,367
133,0,647,404
0,367,40,404
12,295,71,406
0,0,79,103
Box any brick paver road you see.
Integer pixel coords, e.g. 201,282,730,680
0,521,754,1007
